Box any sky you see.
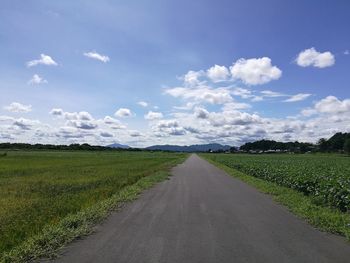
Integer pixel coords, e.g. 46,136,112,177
0,0,349,147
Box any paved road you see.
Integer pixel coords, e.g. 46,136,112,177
50,154,350,263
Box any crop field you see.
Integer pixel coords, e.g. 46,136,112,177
0,150,185,256
203,154,350,212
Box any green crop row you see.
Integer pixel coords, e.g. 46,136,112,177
204,154,350,212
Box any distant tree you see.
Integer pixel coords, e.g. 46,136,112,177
317,138,328,152
230,146,237,153
344,138,350,156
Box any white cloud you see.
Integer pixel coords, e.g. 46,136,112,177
4,102,32,113
129,130,142,137
83,51,110,63
50,109,94,121
103,116,120,124
49,109,98,130
182,70,204,86
295,47,335,68
222,102,251,110
230,57,282,85
165,86,232,105
344,50,349,55
207,65,230,82
67,120,97,130
28,74,47,85
27,54,57,67
314,96,350,114
145,111,163,120
232,87,252,99
13,118,40,130
137,101,148,107
260,90,285,97
78,111,93,121
301,108,317,117
153,119,186,136
207,111,262,127
100,131,114,137
50,108,64,116
194,107,209,119
115,108,132,118
232,87,263,102
284,93,311,102
103,116,126,129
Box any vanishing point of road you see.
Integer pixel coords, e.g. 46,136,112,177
50,154,350,263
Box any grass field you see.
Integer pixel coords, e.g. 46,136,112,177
0,150,186,260
203,153,350,212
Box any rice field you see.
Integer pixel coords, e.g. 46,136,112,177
0,150,185,255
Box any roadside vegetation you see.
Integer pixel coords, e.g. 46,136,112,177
202,153,350,239
0,151,186,262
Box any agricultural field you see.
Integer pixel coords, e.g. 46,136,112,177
203,154,350,212
0,150,185,256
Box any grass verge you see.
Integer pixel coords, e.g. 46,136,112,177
201,155,350,241
0,157,185,263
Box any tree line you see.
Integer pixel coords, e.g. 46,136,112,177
239,132,350,154
0,143,142,151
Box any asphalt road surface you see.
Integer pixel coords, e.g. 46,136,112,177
50,154,350,263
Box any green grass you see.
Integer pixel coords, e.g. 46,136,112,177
0,151,186,262
201,153,350,240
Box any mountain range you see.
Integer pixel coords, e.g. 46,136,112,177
107,143,130,149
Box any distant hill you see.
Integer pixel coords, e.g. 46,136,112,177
107,143,130,149
145,143,231,152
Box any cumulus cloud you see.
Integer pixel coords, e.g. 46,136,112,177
103,116,120,125
4,102,32,113
115,108,133,118
194,107,209,119
50,109,94,121
100,131,114,137
153,119,187,136
49,109,98,130
137,101,148,107
207,65,230,82
207,111,262,127
57,126,85,139
28,74,47,85
13,118,39,130
182,70,204,86
165,86,232,105
67,120,97,130
78,111,93,121
145,111,163,120
27,54,57,67
103,116,126,129
314,96,350,114
83,51,110,63
295,47,335,68
230,57,282,85
284,93,311,102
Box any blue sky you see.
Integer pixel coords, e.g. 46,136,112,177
1,0,349,146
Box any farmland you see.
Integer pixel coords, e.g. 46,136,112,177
0,150,186,258
203,154,350,212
